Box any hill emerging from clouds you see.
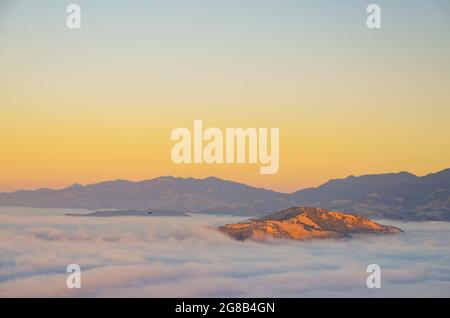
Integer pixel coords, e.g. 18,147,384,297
219,207,402,241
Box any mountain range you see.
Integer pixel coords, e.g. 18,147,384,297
0,169,449,221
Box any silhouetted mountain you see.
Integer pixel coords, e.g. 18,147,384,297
0,176,282,213
288,169,450,220
0,169,449,220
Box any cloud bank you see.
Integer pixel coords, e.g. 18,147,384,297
1,209,450,297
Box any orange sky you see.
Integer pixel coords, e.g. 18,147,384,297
1,1,449,193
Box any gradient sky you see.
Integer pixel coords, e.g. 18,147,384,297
1,0,450,192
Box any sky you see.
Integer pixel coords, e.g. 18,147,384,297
1,208,450,297
1,0,450,192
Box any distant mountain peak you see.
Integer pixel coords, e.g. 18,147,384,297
152,176,176,181
64,183,84,190
204,176,222,181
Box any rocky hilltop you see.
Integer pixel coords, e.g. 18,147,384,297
218,207,402,241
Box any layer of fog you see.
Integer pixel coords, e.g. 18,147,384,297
1,207,449,297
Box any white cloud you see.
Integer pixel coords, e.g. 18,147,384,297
1,214,450,297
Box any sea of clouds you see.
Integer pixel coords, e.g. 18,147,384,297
0,207,450,297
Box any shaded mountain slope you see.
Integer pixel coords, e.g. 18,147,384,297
0,169,449,220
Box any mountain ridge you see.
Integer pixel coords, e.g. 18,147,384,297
0,169,449,220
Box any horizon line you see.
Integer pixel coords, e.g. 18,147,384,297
1,167,449,195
